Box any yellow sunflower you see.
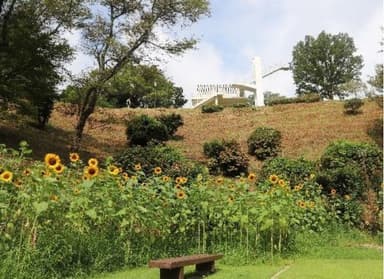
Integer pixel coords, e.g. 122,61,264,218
44,153,61,169
54,163,65,174
23,169,31,176
69,152,80,162
330,188,337,195
278,179,286,187
298,201,306,209
13,179,22,188
176,190,186,199
50,195,59,202
84,165,99,178
175,184,183,190
269,174,279,184
216,177,224,184
41,169,51,177
180,177,188,184
175,176,183,184
122,172,129,180
73,188,81,195
294,184,303,191
108,165,120,175
248,173,256,182
0,171,13,182
228,195,234,203
88,158,98,167
134,163,142,171
162,176,170,182
153,167,162,175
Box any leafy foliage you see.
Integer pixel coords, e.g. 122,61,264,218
318,140,383,198
259,157,316,186
265,93,321,106
343,98,364,115
201,104,224,113
156,113,184,137
367,118,383,147
203,139,249,177
291,31,363,99
126,114,169,146
368,64,383,93
247,127,282,160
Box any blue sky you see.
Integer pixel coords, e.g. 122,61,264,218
67,0,383,105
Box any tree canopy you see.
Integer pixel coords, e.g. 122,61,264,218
291,31,363,99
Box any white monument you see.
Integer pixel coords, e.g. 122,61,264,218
191,56,265,108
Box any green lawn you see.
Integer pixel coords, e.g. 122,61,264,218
91,246,383,279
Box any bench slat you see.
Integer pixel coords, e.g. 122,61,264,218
149,254,223,269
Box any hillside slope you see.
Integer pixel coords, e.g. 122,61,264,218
0,100,381,169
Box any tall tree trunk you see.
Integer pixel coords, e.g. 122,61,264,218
71,87,98,151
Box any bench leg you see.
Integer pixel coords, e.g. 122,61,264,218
160,267,184,279
196,261,215,274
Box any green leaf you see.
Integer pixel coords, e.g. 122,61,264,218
260,219,273,231
33,201,48,215
85,208,97,219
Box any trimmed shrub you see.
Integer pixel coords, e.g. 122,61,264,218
201,104,223,113
156,113,184,137
266,93,321,106
115,143,205,180
367,118,383,147
343,98,364,115
203,139,249,177
126,114,169,146
247,127,281,160
259,157,316,186
318,140,382,197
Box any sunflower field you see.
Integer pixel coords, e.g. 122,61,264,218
0,142,349,278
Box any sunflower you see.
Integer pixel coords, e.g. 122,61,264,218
175,184,183,190
0,171,13,182
248,173,256,182
153,167,162,175
176,190,186,199
122,172,129,180
309,173,316,180
330,188,337,195
84,165,99,178
54,163,65,174
73,188,81,195
23,169,31,176
88,158,98,167
228,195,234,203
269,174,279,184
134,163,141,171
294,184,303,191
13,179,22,188
180,177,188,184
228,184,235,191
50,195,59,202
298,201,306,209
44,153,61,169
41,169,51,177
175,176,183,184
69,152,80,162
278,179,286,187
108,165,120,175
216,177,224,184
162,176,170,182
308,201,315,208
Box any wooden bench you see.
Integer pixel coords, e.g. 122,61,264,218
149,253,223,279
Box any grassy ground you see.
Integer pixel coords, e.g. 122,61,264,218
0,100,381,170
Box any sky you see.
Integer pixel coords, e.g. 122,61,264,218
66,0,383,107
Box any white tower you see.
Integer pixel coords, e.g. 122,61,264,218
253,57,264,106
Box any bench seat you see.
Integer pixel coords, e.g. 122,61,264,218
149,253,223,279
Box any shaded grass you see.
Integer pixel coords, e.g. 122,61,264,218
280,259,382,279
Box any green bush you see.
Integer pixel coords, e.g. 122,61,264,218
343,98,364,115
367,118,383,147
247,127,281,160
318,140,382,194
201,104,223,113
266,93,321,106
115,143,205,180
126,114,169,146
259,157,316,186
156,113,184,137
203,139,249,177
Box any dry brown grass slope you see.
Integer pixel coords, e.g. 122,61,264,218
0,100,381,170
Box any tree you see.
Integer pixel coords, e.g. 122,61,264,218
0,0,85,128
105,63,187,108
291,31,363,99
368,64,383,93
72,0,209,151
